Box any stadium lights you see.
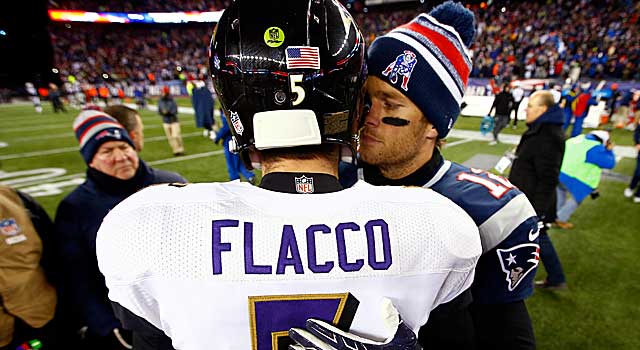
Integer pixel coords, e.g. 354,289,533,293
48,10,223,24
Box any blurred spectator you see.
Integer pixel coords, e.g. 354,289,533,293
0,186,60,350
560,85,578,130
570,86,599,137
158,86,184,156
556,131,616,229
190,79,216,138
488,84,513,145
54,110,186,350
25,82,42,113
510,81,524,128
508,91,567,290
49,83,66,113
213,110,256,184
103,105,145,151
49,0,640,86
624,118,640,203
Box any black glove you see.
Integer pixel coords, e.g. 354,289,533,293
590,190,600,200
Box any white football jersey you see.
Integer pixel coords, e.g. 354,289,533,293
97,181,481,350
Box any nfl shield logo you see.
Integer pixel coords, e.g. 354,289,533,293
0,218,20,236
230,111,244,136
295,175,314,194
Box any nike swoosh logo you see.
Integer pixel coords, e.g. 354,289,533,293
529,227,540,241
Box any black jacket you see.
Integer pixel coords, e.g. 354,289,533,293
509,104,565,222
489,91,514,116
54,161,186,337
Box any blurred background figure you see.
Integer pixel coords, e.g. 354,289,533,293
25,82,42,113
556,130,616,229
190,77,216,138
488,84,513,145
213,110,255,184
0,185,60,350
569,84,598,137
133,85,147,110
624,118,640,203
48,83,66,113
104,105,145,152
510,81,524,129
157,86,184,156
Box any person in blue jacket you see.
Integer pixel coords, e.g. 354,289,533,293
624,118,640,202
555,130,616,229
213,110,256,184
191,79,216,137
54,110,186,350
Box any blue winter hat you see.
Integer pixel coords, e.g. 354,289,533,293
73,110,135,163
367,1,476,138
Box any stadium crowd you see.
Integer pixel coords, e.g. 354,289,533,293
47,0,640,89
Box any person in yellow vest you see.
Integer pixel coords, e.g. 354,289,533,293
0,186,59,350
555,130,616,229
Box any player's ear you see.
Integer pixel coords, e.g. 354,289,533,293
424,123,439,141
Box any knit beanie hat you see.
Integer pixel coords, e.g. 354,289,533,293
73,110,135,163
367,1,476,138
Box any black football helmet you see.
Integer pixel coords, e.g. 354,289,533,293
209,0,366,168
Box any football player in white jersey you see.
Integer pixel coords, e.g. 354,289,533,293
95,1,481,349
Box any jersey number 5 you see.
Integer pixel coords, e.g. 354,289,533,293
456,168,515,199
248,293,359,350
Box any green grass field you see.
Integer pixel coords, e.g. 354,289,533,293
1,102,639,349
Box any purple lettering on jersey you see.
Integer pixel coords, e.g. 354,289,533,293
244,222,272,274
212,220,238,275
306,224,334,273
276,225,304,274
365,219,392,270
335,222,364,272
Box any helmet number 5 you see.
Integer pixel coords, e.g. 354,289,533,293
289,74,305,106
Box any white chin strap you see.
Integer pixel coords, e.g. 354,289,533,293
253,110,321,150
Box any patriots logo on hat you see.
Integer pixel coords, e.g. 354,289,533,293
0,218,20,236
95,129,122,141
497,243,540,291
382,50,417,91
295,175,314,194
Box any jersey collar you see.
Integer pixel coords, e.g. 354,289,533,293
259,172,342,194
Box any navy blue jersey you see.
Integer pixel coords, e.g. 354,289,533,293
352,159,540,305
424,161,539,304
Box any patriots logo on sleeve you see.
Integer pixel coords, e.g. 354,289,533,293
496,244,540,291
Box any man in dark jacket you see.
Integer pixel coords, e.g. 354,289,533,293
54,110,186,350
488,84,514,145
157,86,184,156
509,90,567,290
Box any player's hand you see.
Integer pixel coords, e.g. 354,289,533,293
288,299,421,350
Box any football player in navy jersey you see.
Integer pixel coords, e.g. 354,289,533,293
340,2,541,349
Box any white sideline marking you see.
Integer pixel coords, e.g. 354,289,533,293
443,139,474,148
10,150,225,191
0,132,203,160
